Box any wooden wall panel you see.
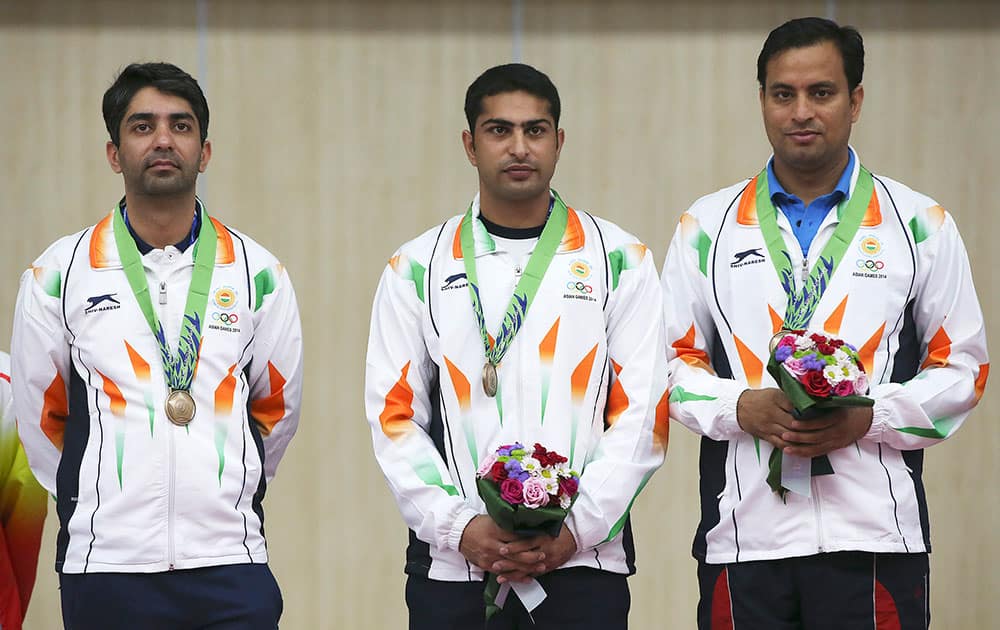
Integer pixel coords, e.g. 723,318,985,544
1,1,995,628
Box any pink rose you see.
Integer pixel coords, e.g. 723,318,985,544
500,478,524,505
782,358,809,377
477,452,498,478
833,381,855,396
522,477,550,508
854,374,869,394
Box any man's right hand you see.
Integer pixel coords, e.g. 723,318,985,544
458,515,545,583
736,388,797,450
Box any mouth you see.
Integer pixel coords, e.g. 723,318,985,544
146,158,179,170
503,164,536,180
786,130,821,144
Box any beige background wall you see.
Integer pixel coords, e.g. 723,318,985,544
2,1,996,627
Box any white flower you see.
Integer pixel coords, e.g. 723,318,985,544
559,493,572,509
541,474,560,495
520,456,543,476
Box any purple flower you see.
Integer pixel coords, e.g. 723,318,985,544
497,442,524,457
505,460,530,482
775,345,793,362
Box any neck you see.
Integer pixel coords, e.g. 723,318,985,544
477,189,550,229
123,192,198,249
772,150,850,206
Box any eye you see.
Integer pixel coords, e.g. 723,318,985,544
134,122,151,133
773,90,793,101
527,126,545,136
489,126,509,136
174,121,192,132
813,88,832,99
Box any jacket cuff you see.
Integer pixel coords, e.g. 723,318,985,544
864,399,891,442
445,507,480,552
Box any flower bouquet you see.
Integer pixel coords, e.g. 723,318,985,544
766,330,874,499
475,442,581,619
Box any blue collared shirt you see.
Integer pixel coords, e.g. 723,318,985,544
767,150,855,256
119,199,201,255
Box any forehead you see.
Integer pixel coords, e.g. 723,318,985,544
765,41,848,87
124,86,196,118
477,90,554,125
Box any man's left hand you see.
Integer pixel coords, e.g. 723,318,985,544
780,406,873,458
492,525,578,582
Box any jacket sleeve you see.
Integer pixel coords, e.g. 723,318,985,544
0,365,48,625
247,263,303,482
365,258,478,554
564,241,669,552
661,214,748,441
865,209,989,449
12,261,71,496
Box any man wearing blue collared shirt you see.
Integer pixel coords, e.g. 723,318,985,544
767,149,855,257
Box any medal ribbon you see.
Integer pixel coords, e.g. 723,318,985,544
460,191,568,368
112,202,217,392
756,165,874,330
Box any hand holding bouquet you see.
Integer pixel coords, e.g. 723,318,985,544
475,442,580,619
766,330,874,499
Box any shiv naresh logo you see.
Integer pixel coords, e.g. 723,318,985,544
441,272,468,291
84,293,121,314
731,248,766,268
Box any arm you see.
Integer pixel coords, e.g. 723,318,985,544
562,241,669,553
661,214,751,441
0,357,47,624
247,263,303,482
864,211,988,449
364,260,480,556
12,263,71,496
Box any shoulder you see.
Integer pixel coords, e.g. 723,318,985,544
392,215,464,263
684,179,754,222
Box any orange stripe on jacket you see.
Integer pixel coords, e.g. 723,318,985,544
379,362,415,441
250,362,287,436
673,324,712,373
605,360,629,427
921,326,952,369
41,373,68,450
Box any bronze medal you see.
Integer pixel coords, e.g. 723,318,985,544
482,362,498,398
165,389,196,426
769,330,791,354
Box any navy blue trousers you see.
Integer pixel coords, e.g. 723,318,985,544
698,552,929,629
60,563,283,630
407,566,630,630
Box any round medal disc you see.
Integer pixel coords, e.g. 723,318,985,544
768,331,790,354
165,390,196,426
482,362,498,398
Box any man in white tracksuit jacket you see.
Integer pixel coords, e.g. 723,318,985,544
366,63,668,629
661,18,988,630
12,62,302,629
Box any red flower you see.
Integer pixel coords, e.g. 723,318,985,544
500,478,524,505
816,342,836,356
489,461,508,482
558,476,579,499
828,339,845,349
810,333,828,344
533,443,567,468
802,370,832,397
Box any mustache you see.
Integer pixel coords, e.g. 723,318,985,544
143,152,180,168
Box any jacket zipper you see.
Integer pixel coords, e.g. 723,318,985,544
812,476,825,552
168,421,177,569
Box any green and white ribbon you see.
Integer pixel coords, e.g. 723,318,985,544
112,203,216,394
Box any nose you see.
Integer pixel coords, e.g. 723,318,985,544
153,123,174,150
508,129,529,159
791,95,814,123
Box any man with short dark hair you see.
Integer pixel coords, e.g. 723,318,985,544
12,62,303,629
366,63,669,629
661,17,988,629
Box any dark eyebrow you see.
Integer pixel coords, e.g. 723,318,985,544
479,117,553,129
125,112,195,124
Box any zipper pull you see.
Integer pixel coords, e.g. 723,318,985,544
801,256,809,285
159,281,167,305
